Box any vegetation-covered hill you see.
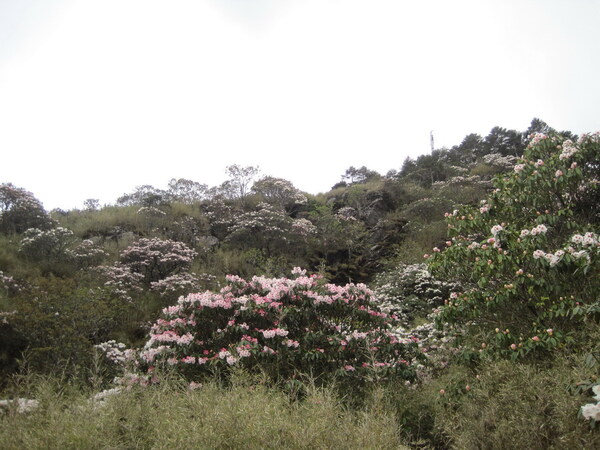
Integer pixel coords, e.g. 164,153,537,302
1,118,599,448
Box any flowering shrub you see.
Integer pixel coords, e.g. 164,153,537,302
19,227,76,262
201,196,243,240
19,228,107,272
429,132,600,359
373,263,457,327
225,203,316,255
372,264,459,377
482,152,518,170
150,273,201,299
0,398,39,415
97,238,199,306
0,183,52,234
119,238,197,286
134,268,423,386
97,264,144,303
0,271,22,297
582,385,600,423
251,176,308,213
68,239,108,269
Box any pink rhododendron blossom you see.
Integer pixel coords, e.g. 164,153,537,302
130,271,421,387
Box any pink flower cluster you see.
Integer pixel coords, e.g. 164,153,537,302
559,140,578,160
134,268,419,383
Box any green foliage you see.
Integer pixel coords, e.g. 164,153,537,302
0,375,407,449
55,205,143,245
2,276,133,379
134,270,422,391
0,183,52,235
429,360,600,449
373,263,457,327
341,165,382,185
430,132,600,360
2,121,599,447
19,228,76,263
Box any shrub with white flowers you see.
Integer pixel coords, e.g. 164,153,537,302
19,227,76,262
429,132,600,360
0,183,52,234
373,263,458,327
118,238,197,286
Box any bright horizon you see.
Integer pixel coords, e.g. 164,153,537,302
1,0,599,210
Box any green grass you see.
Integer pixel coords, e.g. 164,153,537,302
2,356,600,449
0,375,408,449
382,356,600,450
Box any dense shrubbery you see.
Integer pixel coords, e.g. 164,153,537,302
0,276,133,378
0,184,53,235
118,269,424,390
374,263,457,327
429,132,600,361
3,119,600,447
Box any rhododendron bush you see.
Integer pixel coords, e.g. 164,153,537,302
133,269,423,386
429,132,600,359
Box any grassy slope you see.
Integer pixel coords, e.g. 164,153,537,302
0,376,408,450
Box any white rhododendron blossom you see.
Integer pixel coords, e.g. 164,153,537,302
581,385,600,422
0,398,40,414
491,225,503,236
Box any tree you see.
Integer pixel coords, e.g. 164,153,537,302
445,133,483,166
308,204,369,283
480,126,525,157
167,178,207,204
221,165,260,200
119,238,198,286
251,176,307,214
429,131,600,360
0,183,52,234
342,166,381,185
83,199,100,211
404,151,451,187
116,185,168,207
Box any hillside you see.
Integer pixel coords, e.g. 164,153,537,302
1,118,599,448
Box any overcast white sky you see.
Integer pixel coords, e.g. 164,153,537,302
1,0,599,210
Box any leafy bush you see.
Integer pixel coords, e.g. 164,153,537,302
118,238,197,286
2,277,133,378
19,228,76,263
130,268,423,389
429,132,600,359
374,263,457,327
19,228,107,276
0,184,52,235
